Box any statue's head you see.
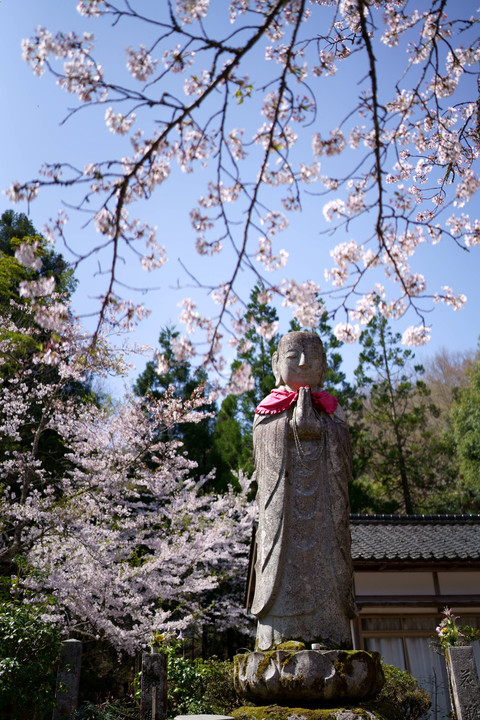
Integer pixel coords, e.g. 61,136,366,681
272,331,327,391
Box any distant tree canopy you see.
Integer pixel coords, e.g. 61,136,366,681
349,315,454,513
135,291,479,515
451,359,480,510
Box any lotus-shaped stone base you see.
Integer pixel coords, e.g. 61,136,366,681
234,649,384,706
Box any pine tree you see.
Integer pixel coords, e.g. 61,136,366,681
351,314,451,514
451,359,480,511
231,284,281,430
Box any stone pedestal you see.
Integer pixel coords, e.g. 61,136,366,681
234,649,384,706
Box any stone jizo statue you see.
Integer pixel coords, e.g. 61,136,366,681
251,331,356,650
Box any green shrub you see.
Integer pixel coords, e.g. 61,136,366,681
73,696,139,720
375,664,431,720
144,632,242,717
167,654,240,717
0,598,61,720
73,654,239,720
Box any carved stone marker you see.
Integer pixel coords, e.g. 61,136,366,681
446,645,480,720
140,651,167,720
52,639,82,720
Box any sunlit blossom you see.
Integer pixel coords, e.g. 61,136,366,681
176,0,210,24
333,322,361,343
434,286,467,311
105,107,136,135
19,277,55,298
15,240,42,271
402,325,431,346
126,45,158,81
226,362,254,395
281,279,324,328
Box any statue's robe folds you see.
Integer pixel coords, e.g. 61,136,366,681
251,405,357,650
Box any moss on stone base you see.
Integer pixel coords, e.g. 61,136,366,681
231,701,400,720
276,642,306,652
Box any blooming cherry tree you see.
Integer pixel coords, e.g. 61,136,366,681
8,0,480,390
0,308,253,654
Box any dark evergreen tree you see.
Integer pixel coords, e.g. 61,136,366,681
212,394,254,479
451,358,480,511
351,313,457,514
231,284,281,430
210,284,282,486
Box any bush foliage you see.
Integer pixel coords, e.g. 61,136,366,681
0,595,61,720
375,664,432,720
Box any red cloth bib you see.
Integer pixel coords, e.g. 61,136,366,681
254,387,338,415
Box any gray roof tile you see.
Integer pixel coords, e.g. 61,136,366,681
349,514,480,562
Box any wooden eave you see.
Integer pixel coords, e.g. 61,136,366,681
353,558,480,572
355,594,480,608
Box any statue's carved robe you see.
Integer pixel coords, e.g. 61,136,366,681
251,403,356,650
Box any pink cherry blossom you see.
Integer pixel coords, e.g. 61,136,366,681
14,240,42,271
6,0,479,362
402,325,431,346
334,322,361,343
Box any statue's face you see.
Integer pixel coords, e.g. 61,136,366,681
274,334,325,391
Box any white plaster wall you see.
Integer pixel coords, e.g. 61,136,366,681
354,571,435,596
437,571,480,595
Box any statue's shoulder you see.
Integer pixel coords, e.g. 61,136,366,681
253,409,284,429
332,402,347,424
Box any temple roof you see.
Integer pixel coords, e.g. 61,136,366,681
350,514,480,564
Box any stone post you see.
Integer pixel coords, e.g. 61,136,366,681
52,639,82,720
140,651,167,720
446,645,480,720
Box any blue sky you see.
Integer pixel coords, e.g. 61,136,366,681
1,0,479,396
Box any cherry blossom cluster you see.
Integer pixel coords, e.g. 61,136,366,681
126,44,158,81
175,295,228,370
281,278,324,328
105,296,152,332
9,0,480,365
22,27,107,102
14,239,42,271
226,361,255,395
105,107,136,135
77,0,105,18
